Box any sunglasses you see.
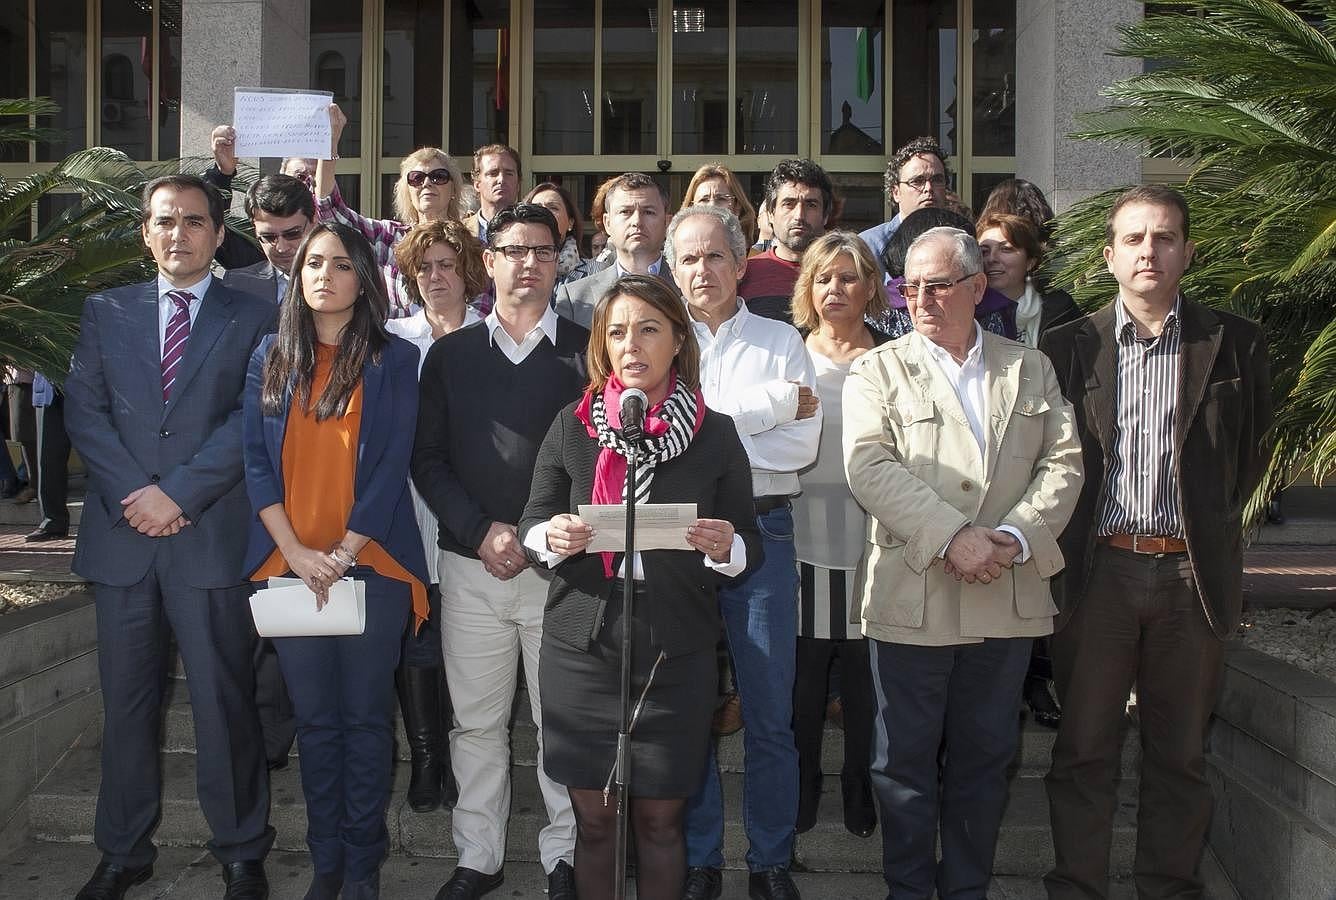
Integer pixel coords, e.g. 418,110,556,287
255,225,307,246
406,168,453,188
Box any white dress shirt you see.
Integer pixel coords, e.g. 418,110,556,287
485,304,559,365
156,273,211,356
690,299,821,496
917,326,1031,562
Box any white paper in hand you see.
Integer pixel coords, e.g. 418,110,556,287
249,577,366,637
232,88,334,159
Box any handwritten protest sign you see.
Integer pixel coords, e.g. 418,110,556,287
232,88,334,159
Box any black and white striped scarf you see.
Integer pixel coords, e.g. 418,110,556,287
589,379,699,504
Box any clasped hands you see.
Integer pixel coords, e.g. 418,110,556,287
286,544,354,609
121,485,188,537
545,513,736,564
942,524,1022,584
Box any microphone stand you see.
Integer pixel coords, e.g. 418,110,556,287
612,433,638,900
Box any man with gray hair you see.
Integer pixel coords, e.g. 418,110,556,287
842,227,1083,898
668,203,821,900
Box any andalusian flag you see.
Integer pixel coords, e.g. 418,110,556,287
855,27,874,102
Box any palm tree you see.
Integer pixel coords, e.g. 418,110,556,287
1049,0,1336,524
0,97,256,379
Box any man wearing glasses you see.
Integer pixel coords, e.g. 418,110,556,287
843,226,1082,899
859,136,950,278
218,176,317,306
412,203,584,900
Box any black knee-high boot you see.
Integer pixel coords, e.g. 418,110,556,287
438,668,459,808
397,664,444,812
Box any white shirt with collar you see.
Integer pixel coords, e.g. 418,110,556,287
917,324,1031,562
690,298,821,497
386,306,484,376
614,257,664,279
156,273,211,356
485,303,559,365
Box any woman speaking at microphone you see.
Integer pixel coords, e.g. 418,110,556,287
520,275,757,899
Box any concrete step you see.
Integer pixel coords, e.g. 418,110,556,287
0,491,83,528
28,746,1138,877
157,692,1138,778
1255,485,1336,546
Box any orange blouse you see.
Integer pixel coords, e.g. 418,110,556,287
253,344,428,628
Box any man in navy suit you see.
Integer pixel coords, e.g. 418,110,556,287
65,175,277,900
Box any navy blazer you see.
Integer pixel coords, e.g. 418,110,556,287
241,332,429,587
66,278,277,588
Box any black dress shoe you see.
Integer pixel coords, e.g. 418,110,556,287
222,860,269,900
434,866,504,900
76,861,153,900
1024,676,1062,729
301,872,342,900
749,868,802,900
547,860,576,900
841,772,877,838
24,527,68,542
682,866,722,900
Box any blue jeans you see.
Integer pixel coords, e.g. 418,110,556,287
685,504,799,871
272,570,411,880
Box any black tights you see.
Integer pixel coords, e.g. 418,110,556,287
568,787,686,900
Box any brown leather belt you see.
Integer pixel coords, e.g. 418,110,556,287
1100,534,1188,554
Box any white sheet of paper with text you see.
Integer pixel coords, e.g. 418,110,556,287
232,88,334,159
579,503,698,553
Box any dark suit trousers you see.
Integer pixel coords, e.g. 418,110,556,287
93,544,274,868
869,636,1031,900
794,636,874,790
36,390,71,533
1045,545,1224,900
253,633,295,767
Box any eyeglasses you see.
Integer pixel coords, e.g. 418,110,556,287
405,168,452,188
897,273,979,301
897,173,948,193
695,192,735,206
255,225,307,245
492,244,558,263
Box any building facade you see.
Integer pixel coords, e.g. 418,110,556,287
1,0,1145,236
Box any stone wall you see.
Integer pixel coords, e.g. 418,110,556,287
1208,647,1336,899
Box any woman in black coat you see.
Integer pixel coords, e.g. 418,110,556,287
520,275,758,900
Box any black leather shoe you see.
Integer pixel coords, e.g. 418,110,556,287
75,861,153,900
434,866,504,900
682,866,722,900
748,868,802,900
1024,676,1062,729
342,871,380,900
24,527,67,542
547,860,576,900
222,860,269,900
841,771,877,838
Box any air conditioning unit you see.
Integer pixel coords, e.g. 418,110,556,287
102,101,123,125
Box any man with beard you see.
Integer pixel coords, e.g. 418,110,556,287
739,159,835,325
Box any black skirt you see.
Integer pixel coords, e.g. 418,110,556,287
540,582,716,798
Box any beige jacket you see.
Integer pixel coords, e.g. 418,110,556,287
842,330,1083,645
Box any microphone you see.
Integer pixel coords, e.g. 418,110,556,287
620,388,649,442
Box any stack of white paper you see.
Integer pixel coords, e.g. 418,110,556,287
249,577,366,637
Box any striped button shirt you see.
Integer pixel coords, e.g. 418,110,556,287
1097,297,1184,538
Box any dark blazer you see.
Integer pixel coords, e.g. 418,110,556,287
65,279,277,588
1039,297,1272,637
202,164,267,271
1038,288,1083,337
520,400,759,657
223,260,284,305
241,333,429,587
552,264,679,329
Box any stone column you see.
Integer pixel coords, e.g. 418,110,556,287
179,0,311,164
1014,0,1141,213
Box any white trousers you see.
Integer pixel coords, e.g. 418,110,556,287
438,551,576,875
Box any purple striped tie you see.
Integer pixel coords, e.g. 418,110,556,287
161,290,194,402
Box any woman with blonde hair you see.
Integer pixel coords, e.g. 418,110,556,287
681,164,758,246
789,230,890,839
313,103,472,317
